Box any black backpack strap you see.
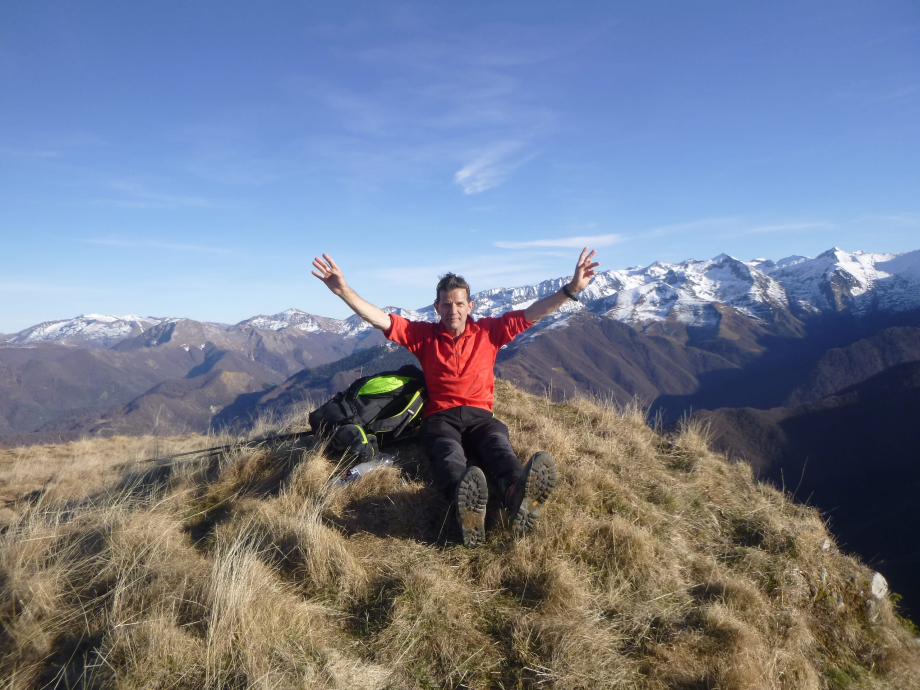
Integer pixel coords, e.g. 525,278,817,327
336,395,356,421
392,388,427,438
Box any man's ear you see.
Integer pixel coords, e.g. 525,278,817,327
469,300,475,311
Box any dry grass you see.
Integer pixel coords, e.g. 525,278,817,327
1,380,918,689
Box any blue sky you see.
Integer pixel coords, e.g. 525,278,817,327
1,1,918,332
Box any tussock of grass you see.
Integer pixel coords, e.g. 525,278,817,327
1,380,918,688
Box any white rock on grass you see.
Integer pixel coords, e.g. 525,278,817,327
871,572,889,599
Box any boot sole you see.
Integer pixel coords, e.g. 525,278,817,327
511,452,556,536
456,467,488,548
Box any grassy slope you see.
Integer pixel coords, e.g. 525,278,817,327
1,382,918,689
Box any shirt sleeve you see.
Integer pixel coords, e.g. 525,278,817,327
384,313,430,354
486,309,534,348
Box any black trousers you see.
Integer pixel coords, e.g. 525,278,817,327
420,406,524,500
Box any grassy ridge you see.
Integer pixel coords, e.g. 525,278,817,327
1,382,918,689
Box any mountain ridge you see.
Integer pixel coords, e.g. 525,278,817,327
6,246,920,349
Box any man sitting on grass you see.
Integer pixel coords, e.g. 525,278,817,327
311,248,599,547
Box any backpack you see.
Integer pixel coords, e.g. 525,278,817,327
308,365,426,463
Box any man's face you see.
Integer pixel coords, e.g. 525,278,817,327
435,287,474,336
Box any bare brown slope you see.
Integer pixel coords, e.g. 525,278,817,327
498,310,920,423
0,321,386,444
212,344,420,431
495,312,738,404
0,343,206,435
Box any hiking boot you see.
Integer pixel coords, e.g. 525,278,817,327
506,452,556,536
455,466,488,548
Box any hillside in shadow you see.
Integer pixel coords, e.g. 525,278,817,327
697,360,920,621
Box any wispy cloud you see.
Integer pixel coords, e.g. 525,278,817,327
734,221,835,235
649,217,740,237
98,179,235,209
860,22,920,49
876,84,920,102
279,17,578,195
494,233,623,249
83,237,233,255
184,148,294,186
0,281,100,295
454,141,533,194
0,130,105,161
642,217,834,239
370,253,552,293
851,213,920,227
830,81,920,105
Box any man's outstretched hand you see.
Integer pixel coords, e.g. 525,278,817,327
522,247,600,322
312,253,347,296
569,247,600,293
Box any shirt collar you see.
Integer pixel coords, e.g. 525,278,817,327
437,315,479,339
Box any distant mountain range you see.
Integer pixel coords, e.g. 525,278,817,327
3,246,918,443
0,314,388,442
9,247,920,349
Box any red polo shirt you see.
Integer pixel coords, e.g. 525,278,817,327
384,310,534,417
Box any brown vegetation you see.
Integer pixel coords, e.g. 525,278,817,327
1,382,918,688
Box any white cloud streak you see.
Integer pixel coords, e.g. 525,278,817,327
0,281,101,295
99,179,235,209
454,141,534,194
282,19,572,195
643,217,834,238
649,217,740,236
83,237,234,255
851,214,920,227
369,253,553,293
494,233,623,249
735,221,834,235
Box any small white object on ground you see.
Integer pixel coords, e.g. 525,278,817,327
870,572,889,599
337,454,396,485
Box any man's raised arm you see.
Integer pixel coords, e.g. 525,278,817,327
523,247,599,323
312,253,391,330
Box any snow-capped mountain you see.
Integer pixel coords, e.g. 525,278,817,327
235,309,354,335
6,247,919,349
467,247,920,330
5,314,170,347
233,307,437,337
763,248,901,313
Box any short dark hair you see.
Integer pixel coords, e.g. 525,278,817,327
435,273,470,303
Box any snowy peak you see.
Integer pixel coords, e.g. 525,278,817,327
235,307,438,337
582,253,787,327
458,247,920,332
235,308,352,335
875,249,920,278
5,314,168,347
768,248,899,313
471,276,574,318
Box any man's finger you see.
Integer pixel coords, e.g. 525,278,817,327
577,247,589,263
311,270,325,280
324,253,340,271
312,257,329,271
580,251,596,266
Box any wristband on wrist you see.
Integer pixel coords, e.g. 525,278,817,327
562,285,579,302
